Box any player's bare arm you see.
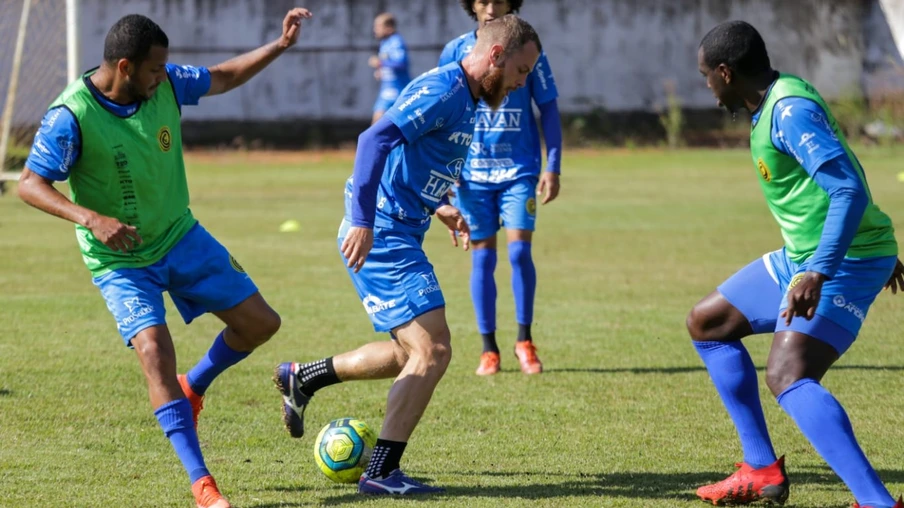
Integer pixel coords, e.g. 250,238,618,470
17,168,142,252
206,7,312,96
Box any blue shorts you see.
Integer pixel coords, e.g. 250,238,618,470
454,177,538,242
717,248,896,355
373,88,400,113
337,219,445,333
92,223,259,346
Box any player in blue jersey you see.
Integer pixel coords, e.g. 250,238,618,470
688,21,904,508
439,0,561,376
16,9,313,508
369,13,411,124
274,15,542,495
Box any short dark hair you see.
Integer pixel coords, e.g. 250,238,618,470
459,0,523,21
103,14,169,64
700,20,771,77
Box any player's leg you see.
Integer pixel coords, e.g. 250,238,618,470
767,256,898,508
687,252,788,505
500,178,540,374
167,224,277,426
456,183,503,375
358,307,449,494
93,267,228,508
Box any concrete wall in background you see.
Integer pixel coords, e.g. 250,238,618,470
66,0,902,123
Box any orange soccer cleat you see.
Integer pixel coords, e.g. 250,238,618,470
177,374,205,430
852,495,904,508
514,341,543,375
696,456,789,506
475,351,501,376
192,475,231,508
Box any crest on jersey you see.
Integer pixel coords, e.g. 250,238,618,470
229,255,245,273
788,273,805,290
526,197,537,216
158,126,172,152
757,158,772,182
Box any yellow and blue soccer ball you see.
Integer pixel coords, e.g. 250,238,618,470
313,417,378,483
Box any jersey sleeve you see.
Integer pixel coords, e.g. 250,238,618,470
771,97,846,177
438,40,458,67
165,64,211,107
529,52,558,105
24,107,81,182
383,75,457,144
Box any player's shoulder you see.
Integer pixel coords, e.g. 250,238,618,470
444,31,474,50
165,63,206,81
396,64,467,110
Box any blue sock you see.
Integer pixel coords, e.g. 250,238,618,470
694,340,777,468
778,379,894,507
471,248,497,336
509,241,536,327
155,398,210,483
187,330,249,395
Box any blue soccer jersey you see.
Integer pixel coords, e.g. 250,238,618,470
353,63,477,235
378,33,411,95
439,31,558,190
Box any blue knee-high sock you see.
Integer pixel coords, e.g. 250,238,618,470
155,398,210,483
694,340,777,468
509,241,536,326
187,330,249,395
778,379,894,507
471,248,497,335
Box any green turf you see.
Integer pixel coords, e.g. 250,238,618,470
1,147,902,507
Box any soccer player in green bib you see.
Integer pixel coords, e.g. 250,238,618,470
17,9,313,508
686,21,904,508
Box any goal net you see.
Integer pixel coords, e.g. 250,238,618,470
0,0,78,191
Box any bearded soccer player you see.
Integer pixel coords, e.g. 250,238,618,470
688,20,904,508
274,15,542,495
439,0,562,376
17,9,313,508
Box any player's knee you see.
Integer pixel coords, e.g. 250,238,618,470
765,367,801,398
508,241,533,266
239,309,281,347
686,305,722,342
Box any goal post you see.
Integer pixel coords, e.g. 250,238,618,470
0,0,79,193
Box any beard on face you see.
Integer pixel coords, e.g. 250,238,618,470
125,73,154,102
478,65,507,110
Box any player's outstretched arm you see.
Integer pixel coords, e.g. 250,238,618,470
205,7,312,97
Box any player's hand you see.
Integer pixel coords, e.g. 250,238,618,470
885,257,904,294
537,171,560,205
374,69,382,80
341,226,373,273
435,204,470,251
86,213,142,253
368,55,381,68
278,8,313,49
780,271,825,326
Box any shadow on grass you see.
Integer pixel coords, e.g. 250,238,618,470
301,467,904,507
541,364,904,375
0,388,12,396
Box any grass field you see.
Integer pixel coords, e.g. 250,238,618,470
1,147,902,507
